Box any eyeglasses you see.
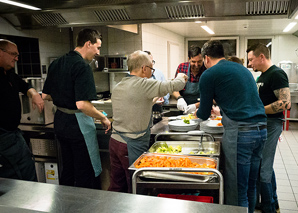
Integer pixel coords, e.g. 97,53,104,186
146,65,155,73
0,48,19,58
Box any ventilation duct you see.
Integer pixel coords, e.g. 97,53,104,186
32,13,68,26
165,4,205,20
246,0,289,15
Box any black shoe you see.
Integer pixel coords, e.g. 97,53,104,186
255,203,262,210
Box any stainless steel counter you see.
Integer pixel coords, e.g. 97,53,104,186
0,178,246,213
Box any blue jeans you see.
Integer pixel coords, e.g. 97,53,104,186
237,128,267,213
258,118,282,212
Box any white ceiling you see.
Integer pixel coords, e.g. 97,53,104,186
155,18,298,37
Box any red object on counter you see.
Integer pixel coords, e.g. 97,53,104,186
283,110,290,131
157,194,214,203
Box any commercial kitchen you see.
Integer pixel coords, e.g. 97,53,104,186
1,0,298,212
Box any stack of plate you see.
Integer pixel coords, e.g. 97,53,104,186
168,120,199,132
200,120,224,134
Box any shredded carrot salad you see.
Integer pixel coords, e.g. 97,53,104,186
135,156,216,175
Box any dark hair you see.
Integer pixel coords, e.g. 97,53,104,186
201,40,225,59
76,29,102,47
246,43,270,59
227,56,243,65
144,51,151,55
188,45,202,59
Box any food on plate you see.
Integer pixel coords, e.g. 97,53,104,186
149,142,182,154
135,156,215,175
213,116,222,120
183,119,190,124
216,123,223,126
181,114,196,120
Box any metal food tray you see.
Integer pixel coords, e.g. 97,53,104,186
129,153,219,182
148,141,220,157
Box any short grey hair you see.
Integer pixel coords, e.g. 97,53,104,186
128,50,151,72
0,39,17,49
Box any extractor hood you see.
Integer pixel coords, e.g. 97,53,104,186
0,0,297,30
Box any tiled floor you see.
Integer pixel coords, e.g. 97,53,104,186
255,121,298,212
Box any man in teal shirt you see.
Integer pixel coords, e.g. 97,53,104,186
196,40,267,213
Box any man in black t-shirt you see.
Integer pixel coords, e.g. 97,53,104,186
247,43,291,213
0,39,44,181
42,29,111,189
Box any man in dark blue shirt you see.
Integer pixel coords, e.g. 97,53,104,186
196,40,267,213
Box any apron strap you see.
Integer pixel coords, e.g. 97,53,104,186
56,106,81,114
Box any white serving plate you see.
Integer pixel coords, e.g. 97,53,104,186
168,120,198,132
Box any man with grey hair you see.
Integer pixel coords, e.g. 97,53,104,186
108,50,187,193
0,39,44,181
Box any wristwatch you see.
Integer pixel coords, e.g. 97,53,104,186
177,96,183,100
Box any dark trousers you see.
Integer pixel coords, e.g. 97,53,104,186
0,129,37,181
57,135,100,189
108,137,131,193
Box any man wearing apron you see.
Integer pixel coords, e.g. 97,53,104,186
196,40,267,213
108,50,187,193
42,29,111,189
0,39,44,181
173,45,206,114
247,43,291,213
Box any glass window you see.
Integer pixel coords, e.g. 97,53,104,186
187,37,239,58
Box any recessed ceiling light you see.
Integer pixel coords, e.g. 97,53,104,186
0,0,41,10
201,25,215,34
283,22,297,32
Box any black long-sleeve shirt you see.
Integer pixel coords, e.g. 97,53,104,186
0,67,30,131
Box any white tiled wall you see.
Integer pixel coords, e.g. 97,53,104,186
142,23,185,80
107,26,142,55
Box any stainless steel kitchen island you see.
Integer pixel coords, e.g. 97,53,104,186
0,178,246,213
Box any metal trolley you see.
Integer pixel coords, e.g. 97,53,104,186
131,132,224,204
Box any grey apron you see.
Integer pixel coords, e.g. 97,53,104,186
221,110,238,206
113,118,152,166
181,64,200,105
57,107,102,177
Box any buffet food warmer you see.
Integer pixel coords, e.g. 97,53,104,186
130,133,224,204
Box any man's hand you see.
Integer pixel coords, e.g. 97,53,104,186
101,117,111,134
177,98,187,111
177,73,188,83
28,88,44,113
184,104,196,114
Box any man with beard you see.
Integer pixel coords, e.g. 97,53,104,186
173,45,206,114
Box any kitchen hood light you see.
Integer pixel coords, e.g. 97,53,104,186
283,22,297,32
195,21,202,23
0,0,41,10
201,25,215,34
295,14,298,19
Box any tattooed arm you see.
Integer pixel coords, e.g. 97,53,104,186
264,87,291,114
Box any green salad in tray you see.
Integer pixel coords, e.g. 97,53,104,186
149,142,182,154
